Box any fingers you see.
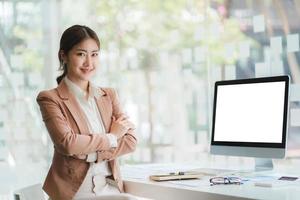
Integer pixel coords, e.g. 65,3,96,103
112,115,135,132
120,120,135,130
115,115,128,122
127,121,135,130
116,119,135,129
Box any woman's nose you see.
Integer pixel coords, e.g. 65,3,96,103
84,55,92,66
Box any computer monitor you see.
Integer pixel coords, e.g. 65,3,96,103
210,75,290,171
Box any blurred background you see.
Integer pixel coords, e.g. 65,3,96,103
0,0,300,198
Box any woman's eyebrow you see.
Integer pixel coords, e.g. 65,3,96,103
76,49,99,52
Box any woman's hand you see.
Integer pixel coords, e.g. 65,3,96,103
110,115,135,139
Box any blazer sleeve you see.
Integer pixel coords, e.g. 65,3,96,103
37,91,112,156
97,88,137,162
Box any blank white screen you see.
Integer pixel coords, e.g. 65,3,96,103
214,81,285,143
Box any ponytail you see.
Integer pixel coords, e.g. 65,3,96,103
56,63,67,84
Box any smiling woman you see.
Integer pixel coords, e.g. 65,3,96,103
56,25,100,88
61,37,99,86
36,25,138,200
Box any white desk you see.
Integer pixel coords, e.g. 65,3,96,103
122,161,300,200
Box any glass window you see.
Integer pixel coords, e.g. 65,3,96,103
1,0,300,198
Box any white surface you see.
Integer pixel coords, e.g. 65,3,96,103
225,65,236,80
11,72,24,87
212,66,222,84
122,162,300,200
14,183,45,200
255,62,270,77
224,44,235,59
253,15,265,33
214,82,286,143
239,42,250,58
182,48,192,64
271,59,284,76
194,46,206,63
287,34,299,53
290,84,300,101
290,109,300,126
270,37,282,55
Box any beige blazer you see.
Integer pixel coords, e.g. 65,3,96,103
36,80,137,200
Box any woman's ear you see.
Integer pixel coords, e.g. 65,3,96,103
59,50,67,64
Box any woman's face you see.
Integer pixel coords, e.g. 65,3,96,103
64,38,99,85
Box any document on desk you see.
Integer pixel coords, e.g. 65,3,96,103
169,179,210,187
240,174,300,188
253,176,300,188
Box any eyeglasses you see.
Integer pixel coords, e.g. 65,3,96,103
209,176,243,186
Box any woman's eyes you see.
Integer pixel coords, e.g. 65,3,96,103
77,52,86,57
76,52,98,57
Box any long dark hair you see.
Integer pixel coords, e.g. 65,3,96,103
56,25,100,84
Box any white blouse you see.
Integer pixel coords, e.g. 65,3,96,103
64,77,119,198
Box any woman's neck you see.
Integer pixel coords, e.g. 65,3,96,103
66,75,89,93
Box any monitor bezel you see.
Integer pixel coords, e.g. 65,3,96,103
211,75,289,149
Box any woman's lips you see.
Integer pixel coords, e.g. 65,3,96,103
80,68,94,73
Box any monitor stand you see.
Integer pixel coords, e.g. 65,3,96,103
255,158,274,171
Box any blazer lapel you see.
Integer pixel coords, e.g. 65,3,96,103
56,80,90,135
95,89,112,133
94,89,116,178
